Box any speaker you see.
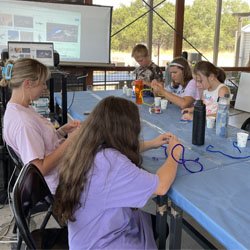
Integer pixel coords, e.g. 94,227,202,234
54,50,60,67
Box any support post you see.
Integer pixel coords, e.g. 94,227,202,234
213,0,222,66
173,0,185,58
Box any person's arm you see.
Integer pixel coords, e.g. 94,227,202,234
152,80,195,109
31,129,78,176
154,135,182,195
218,86,230,98
139,133,172,152
57,120,81,137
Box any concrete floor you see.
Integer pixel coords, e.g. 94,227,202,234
0,108,249,250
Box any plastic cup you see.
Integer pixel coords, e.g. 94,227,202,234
206,116,216,128
123,86,128,94
237,132,249,147
126,88,133,97
161,99,168,110
154,97,161,107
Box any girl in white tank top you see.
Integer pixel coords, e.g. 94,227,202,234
181,61,230,120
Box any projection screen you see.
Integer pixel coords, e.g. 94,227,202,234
0,0,112,65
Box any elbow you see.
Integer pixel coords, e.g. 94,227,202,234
180,102,191,110
154,183,171,196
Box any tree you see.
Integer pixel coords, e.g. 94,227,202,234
111,0,250,53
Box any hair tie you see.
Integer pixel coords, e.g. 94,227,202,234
169,62,184,69
2,64,13,80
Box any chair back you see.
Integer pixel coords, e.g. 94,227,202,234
6,144,23,171
241,117,250,132
12,163,54,250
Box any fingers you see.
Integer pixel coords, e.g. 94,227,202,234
181,108,190,114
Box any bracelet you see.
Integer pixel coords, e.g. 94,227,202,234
57,128,66,137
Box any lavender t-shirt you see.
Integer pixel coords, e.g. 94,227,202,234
3,102,62,194
166,79,201,100
69,148,159,250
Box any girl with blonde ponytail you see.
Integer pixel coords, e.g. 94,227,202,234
2,58,80,194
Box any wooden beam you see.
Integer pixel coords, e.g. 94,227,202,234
173,0,185,58
85,0,92,4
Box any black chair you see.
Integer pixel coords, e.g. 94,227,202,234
241,117,250,132
6,144,23,171
12,163,68,250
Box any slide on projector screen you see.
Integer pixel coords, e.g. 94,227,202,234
0,0,112,65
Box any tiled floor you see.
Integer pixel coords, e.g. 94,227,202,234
0,108,249,250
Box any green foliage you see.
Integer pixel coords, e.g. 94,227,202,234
111,0,250,52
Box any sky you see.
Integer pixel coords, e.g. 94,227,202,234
93,0,195,9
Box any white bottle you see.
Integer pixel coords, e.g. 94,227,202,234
122,81,128,94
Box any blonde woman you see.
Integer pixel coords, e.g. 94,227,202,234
1,58,80,193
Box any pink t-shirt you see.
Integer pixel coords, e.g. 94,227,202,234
3,102,62,194
69,148,159,250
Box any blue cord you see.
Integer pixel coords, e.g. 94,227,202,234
206,138,250,159
152,144,204,174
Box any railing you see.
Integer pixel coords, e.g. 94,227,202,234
60,66,250,93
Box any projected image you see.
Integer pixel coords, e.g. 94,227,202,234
14,48,22,53
46,23,78,43
0,14,12,26
14,15,33,28
20,31,33,41
22,48,30,53
8,30,19,40
36,50,52,58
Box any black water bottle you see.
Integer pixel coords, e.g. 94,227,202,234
192,100,206,145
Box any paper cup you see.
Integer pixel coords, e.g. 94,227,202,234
126,88,133,97
206,116,216,128
154,97,161,107
237,132,249,147
123,86,128,94
161,99,168,110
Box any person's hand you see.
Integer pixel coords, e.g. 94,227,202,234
60,120,81,134
181,107,193,114
181,108,193,120
181,113,193,120
167,135,182,160
151,133,173,148
151,79,164,95
131,80,136,86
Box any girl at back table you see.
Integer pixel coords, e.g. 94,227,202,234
182,61,230,120
151,57,201,109
54,96,182,250
1,58,80,194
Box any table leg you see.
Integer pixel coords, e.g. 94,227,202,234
155,195,168,249
169,202,183,250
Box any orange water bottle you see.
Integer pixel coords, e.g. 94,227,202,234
135,80,143,104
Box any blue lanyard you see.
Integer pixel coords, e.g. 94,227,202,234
152,144,204,174
206,138,250,159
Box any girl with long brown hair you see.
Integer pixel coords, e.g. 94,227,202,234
54,96,182,249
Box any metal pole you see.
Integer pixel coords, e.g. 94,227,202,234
213,0,222,66
234,18,242,67
147,0,153,60
61,75,67,125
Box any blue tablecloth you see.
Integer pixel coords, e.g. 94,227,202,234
55,90,250,249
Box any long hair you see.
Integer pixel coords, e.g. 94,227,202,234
53,96,142,223
193,61,226,83
0,58,50,88
170,57,192,89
